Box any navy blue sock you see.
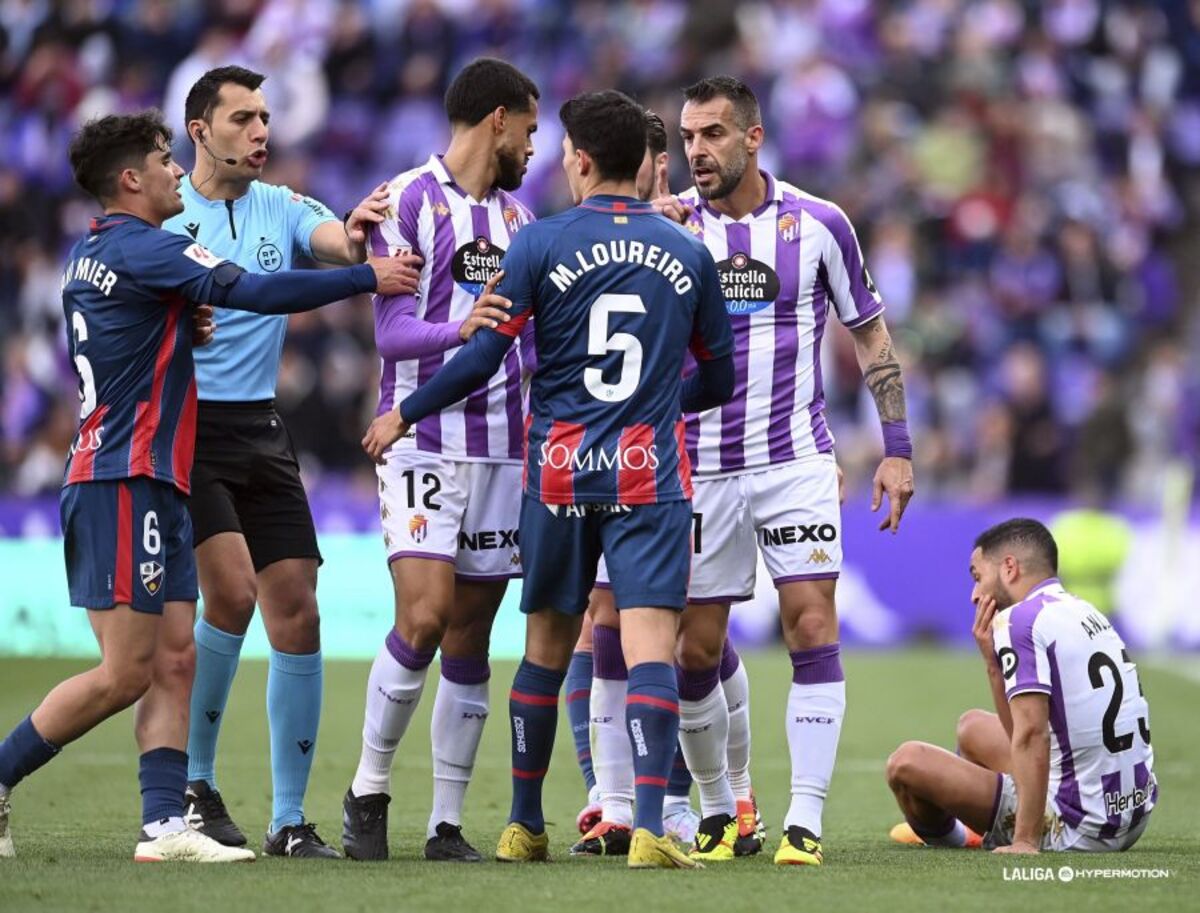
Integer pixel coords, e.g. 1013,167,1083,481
139,747,187,824
667,742,693,798
0,715,60,790
564,650,596,792
626,662,680,836
509,658,565,833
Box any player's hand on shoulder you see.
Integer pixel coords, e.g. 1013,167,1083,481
368,251,423,296
872,455,914,533
192,303,215,347
362,408,409,465
652,194,692,225
345,182,390,247
460,270,511,342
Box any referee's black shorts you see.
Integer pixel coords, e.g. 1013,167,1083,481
189,400,322,571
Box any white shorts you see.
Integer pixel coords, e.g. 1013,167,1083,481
377,448,522,580
596,454,841,602
984,773,1151,852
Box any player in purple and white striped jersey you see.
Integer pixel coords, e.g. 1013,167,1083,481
653,77,915,865
342,58,540,864
886,519,1156,853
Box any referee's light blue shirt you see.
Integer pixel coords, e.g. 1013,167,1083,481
163,176,339,401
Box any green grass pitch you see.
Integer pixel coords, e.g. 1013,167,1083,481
0,649,1196,912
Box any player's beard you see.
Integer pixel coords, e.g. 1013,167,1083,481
693,146,749,201
495,146,525,192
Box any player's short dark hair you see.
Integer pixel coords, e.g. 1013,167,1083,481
184,65,266,128
645,110,668,157
560,90,647,182
444,58,539,126
974,518,1059,574
683,76,761,131
69,110,173,203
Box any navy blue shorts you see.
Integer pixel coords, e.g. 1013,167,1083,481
60,478,198,614
518,496,691,615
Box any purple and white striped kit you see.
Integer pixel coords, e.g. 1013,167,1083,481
678,172,884,477
370,154,535,463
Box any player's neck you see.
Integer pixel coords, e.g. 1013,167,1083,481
104,202,163,228
581,179,639,201
190,157,252,202
441,138,497,203
708,168,768,221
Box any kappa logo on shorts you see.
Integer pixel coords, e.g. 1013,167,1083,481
140,560,164,596
409,513,429,543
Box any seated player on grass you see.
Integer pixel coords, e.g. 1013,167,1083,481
885,518,1156,853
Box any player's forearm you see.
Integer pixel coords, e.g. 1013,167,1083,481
399,329,510,423
852,316,911,456
987,665,1014,738
681,352,735,413
375,296,463,360
309,219,364,265
1009,726,1050,845
218,264,376,314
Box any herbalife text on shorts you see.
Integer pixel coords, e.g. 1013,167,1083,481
1003,866,1172,882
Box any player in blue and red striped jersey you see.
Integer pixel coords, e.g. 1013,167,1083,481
0,111,413,863
363,90,735,870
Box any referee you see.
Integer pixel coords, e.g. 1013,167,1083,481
163,66,420,858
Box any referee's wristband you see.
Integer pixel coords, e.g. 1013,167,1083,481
882,420,913,459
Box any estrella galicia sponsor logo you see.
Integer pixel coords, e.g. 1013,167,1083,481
140,560,164,595
760,523,837,547
458,529,519,551
452,235,505,295
717,251,780,315
998,646,1018,680
256,238,283,272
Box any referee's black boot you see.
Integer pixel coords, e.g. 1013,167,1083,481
184,780,247,847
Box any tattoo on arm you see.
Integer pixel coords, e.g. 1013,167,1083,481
862,330,907,423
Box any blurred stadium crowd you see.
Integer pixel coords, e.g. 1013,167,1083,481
1,0,1198,504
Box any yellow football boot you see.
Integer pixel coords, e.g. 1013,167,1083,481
774,826,823,866
628,827,702,869
495,823,550,862
688,813,738,862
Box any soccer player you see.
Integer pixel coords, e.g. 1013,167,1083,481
885,519,1156,853
362,89,735,869
340,58,539,863
653,76,915,865
0,111,413,862
164,65,422,859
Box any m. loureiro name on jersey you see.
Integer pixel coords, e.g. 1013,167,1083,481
398,196,734,505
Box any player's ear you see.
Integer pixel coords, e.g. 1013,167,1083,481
745,124,764,155
492,106,508,136
118,166,141,195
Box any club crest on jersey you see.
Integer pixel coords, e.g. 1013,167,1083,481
452,236,505,296
409,514,429,543
140,560,164,596
717,252,780,315
778,212,798,243
503,206,522,235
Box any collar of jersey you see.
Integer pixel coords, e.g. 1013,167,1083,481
579,194,654,214
697,170,781,222
181,174,250,209
429,154,498,204
91,212,151,232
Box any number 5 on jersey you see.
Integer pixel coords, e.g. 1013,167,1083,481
585,293,646,403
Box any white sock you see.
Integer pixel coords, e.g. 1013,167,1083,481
784,681,846,836
916,818,968,847
142,816,186,838
351,642,430,798
591,676,633,827
428,675,489,837
678,684,736,818
722,660,753,800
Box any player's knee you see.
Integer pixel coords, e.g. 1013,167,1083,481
885,741,924,790
101,661,154,709
780,604,837,650
202,574,257,627
956,708,990,750
676,632,723,671
396,607,447,652
156,641,196,693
